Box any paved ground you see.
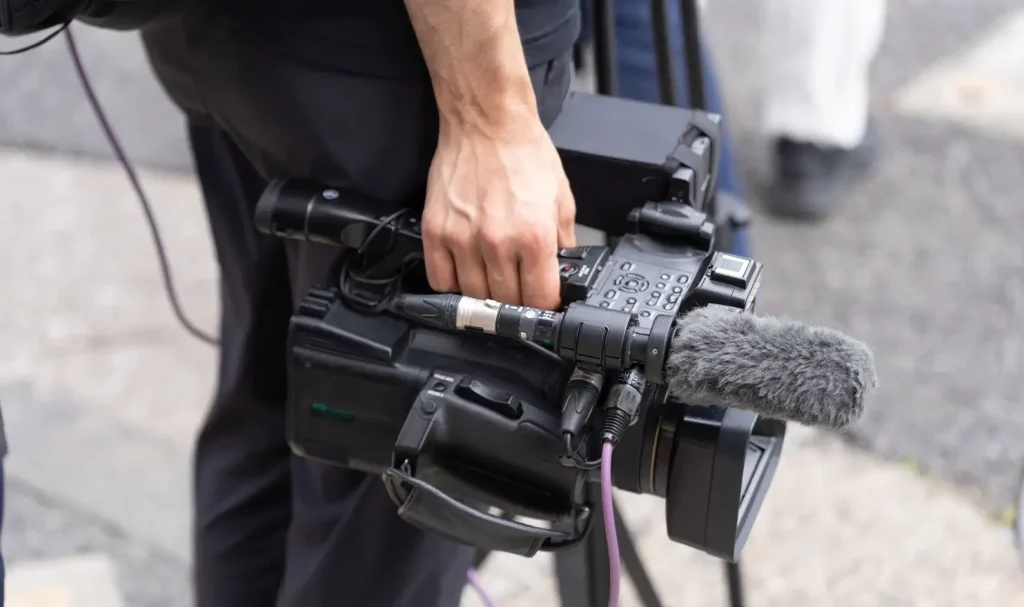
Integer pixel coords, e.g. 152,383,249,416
1,0,1023,604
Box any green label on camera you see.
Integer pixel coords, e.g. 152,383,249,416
311,402,355,422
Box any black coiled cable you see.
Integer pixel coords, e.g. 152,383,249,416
334,207,420,314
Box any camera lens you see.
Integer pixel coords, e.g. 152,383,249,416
610,387,786,560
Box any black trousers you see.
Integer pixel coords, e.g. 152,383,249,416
141,6,573,607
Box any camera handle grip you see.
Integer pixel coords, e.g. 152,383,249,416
382,467,590,557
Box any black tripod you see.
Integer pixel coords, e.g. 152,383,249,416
473,2,749,605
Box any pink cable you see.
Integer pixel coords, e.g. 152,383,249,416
466,568,495,607
601,440,621,607
465,442,620,607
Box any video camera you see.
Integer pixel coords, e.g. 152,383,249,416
254,92,786,562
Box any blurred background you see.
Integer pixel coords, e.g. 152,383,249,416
1,0,1022,605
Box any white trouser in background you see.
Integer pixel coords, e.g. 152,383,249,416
760,0,887,149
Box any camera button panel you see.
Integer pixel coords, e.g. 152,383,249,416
613,273,651,294
594,260,697,328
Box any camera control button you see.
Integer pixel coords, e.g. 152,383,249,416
621,304,635,313
663,303,675,311
677,275,690,284
660,274,670,280
640,311,651,318
599,301,610,308
620,262,633,271
672,286,683,294
559,247,586,259
667,294,680,304
626,297,637,304
605,290,617,299
560,263,579,277
455,379,522,418
656,282,666,290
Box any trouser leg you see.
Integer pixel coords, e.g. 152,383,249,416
187,119,295,606
761,0,887,149
186,115,480,607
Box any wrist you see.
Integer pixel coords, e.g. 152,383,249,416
435,72,541,141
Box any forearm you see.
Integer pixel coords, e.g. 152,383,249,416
404,0,539,138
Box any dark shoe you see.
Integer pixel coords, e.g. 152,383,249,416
765,125,879,220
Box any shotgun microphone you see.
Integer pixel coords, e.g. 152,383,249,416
665,306,878,429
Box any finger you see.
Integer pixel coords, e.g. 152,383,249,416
557,215,577,248
448,232,491,300
422,216,458,293
556,186,577,248
480,225,522,305
518,225,561,310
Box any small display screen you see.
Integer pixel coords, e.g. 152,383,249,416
718,255,748,275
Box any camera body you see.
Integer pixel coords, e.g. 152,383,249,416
258,93,786,561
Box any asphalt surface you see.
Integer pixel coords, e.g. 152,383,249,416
1,0,1022,603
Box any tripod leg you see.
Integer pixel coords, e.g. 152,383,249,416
555,482,610,606
590,0,619,95
472,549,489,569
724,561,746,607
613,507,663,607
555,487,667,607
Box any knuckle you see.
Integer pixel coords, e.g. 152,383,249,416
560,205,577,224
443,229,471,252
479,224,510,253
420,217,444,245
517,221,553,252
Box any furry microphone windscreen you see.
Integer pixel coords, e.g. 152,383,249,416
665,306,878,429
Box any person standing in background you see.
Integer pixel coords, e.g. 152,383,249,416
761,0,886,219
584,0,886,221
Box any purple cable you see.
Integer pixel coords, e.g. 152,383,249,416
601,440,621,607
464,444,619,607
466,568,495,607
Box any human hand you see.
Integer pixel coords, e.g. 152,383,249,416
421,119,576,310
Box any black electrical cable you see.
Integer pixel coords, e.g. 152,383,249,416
648,0,677,106
0,21,69,55
678,0,707,110
62,27,220,346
